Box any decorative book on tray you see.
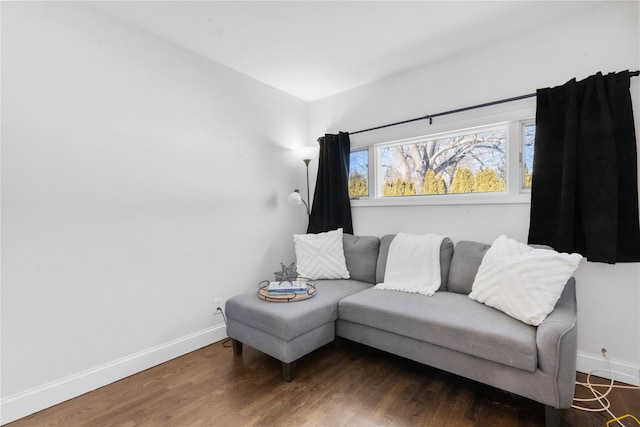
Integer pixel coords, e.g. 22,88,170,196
267,280,308,295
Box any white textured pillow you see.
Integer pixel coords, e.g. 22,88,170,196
294,228,350,280
469,235,582,326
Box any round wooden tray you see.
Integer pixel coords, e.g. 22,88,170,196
257,280,316,302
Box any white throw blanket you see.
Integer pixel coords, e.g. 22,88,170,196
375,232,446,296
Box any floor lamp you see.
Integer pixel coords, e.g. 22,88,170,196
288,146,318,216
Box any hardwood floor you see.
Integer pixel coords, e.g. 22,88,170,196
7,339,639,426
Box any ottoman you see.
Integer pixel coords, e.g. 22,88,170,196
225,279,372,381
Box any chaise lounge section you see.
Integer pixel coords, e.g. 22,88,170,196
225,234,380,380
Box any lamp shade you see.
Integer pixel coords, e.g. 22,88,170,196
288,190,303,205
297,145,318,161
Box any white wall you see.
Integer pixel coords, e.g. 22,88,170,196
310,2,640,383
1,2,309,423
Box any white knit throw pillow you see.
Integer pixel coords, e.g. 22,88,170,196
469,235,582,326
294,228,350,280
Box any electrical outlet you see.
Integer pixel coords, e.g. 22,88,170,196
214,298,223,314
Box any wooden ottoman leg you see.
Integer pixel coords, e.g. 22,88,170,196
232,339,243,356
282,361,296,382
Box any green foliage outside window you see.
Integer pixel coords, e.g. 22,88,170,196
473,168,506,193
383,179,416,196
422,169,446,195
348,172,369,197
382,166,505,197
450,167,475,194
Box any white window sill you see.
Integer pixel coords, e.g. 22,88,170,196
350,192,531,207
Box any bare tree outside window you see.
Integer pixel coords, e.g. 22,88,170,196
380,127,507,197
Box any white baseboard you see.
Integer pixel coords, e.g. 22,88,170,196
0,324,227,426
576,351,640,386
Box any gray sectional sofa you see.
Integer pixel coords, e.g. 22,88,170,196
225,234,577,427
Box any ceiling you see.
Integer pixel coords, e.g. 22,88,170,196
90,1,602,102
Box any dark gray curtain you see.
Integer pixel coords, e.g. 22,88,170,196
528,70,640,263
307,132,353,234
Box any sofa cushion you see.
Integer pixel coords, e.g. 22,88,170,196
226,279,371,341
375,234,454,290
343,234,380,284
338,287,537,372
448,240,491,294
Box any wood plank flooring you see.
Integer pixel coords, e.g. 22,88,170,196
7,339,640,426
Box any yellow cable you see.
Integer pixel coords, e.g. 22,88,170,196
606,414,640,427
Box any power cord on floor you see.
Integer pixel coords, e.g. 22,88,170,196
572,349,640,426
216,307,234,348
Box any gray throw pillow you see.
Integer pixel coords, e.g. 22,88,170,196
343,234,381,284
447,240,491,295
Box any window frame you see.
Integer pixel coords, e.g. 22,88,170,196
348,108,535,207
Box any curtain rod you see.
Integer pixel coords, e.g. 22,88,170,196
350,70,640,136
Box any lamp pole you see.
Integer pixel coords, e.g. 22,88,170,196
303,158,311,216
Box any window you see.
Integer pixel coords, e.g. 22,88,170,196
348,118,535,205
380,125,507,197
348,149,369,198
522,121,535,189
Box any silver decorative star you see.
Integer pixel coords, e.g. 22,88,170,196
275,262,297,282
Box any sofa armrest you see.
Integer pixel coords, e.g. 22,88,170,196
535,277,578,408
